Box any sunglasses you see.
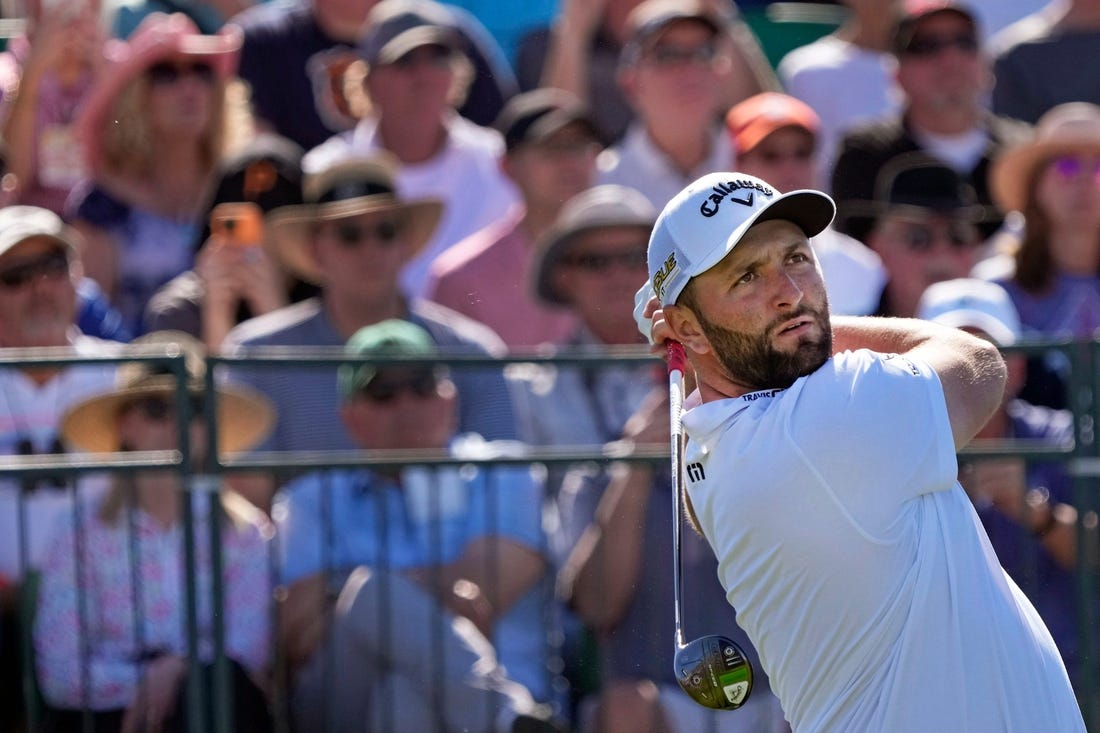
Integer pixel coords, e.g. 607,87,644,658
894,219,980,253
147,61,217,85
0,250,69,289
319,219,403,248
904,33,979,57
1051,156,1100,182
124,394,207,422
561,248,649,272
645,43,718,68
359,370,439,404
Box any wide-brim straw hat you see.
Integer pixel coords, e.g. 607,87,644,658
77,12,242,174
266,156,443,283
990,102,1100,214
61,331,273,455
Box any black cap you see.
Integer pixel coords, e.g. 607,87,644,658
493,88,602,152
893,0,978,56
872,153,979,212
359,0,462,66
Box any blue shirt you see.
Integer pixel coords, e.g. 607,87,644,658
274,436,550,698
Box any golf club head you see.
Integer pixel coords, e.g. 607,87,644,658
674,634,754,710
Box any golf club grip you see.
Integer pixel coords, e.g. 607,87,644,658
667,340,686,647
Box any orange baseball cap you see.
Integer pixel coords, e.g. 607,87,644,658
725,92,820,156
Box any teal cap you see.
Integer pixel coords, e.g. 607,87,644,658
338,319,437,400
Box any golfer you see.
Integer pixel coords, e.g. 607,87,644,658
641,172,1085,731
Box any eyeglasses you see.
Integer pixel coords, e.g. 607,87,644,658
389,45,456,70
903,33,979,57
894,219,980,252
1051,156,1100,183
318,219,403,248
561,248,649,272
124,394,207,422
359,370,439,404
0,250,69,289
147,61,217,85
644,43,718,68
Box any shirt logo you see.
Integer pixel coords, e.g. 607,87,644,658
699,180,774,218
686,462,706,482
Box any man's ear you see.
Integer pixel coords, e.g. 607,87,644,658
664,304,711,355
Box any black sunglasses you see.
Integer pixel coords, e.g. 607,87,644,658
360,370,439,404
561,249,649,272
329,218,403,248
0,250,69,289
896,219,979,252
147,61,217,85
124,394,207,422
904,33,978,57
646,43,718,67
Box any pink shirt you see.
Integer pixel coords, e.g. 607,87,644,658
33,494,272,710
426,208,577,350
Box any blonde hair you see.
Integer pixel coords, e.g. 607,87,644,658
98,72,253,179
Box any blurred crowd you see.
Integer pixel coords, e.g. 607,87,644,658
0,0,1097,730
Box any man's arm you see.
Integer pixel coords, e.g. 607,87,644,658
831,316,1007,450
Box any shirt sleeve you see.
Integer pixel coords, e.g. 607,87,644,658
34,519,141,709
467,466,546,553
273,475,324,585
791,350,959,520
223,522,273,675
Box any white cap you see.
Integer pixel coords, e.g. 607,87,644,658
647,172,835,306
916,278,1020,346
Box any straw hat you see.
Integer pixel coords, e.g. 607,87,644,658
61,331,273,454
77,12,242,173
266,155,443,283
990,102,1100,214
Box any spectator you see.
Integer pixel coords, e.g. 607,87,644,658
517,0,776,145
990,0,1100,124
593,0,739,209
514,184,786,732
304,0,521,298
983,101,1100,408
426,88,602,349
0,0,106,214
68,12,250,337
726,91,886,315
776,0,903,189
830,0,1030,244
223,156,520,510
275,319,563,732
37,330,274,733
144,132,321,348
230,0,516,150
847,153,988,318
917,278,1079,682
442,0,557,67
112,0,258,37
0,205,120,732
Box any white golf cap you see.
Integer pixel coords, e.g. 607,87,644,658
648,172,835,306
916,278,1021,346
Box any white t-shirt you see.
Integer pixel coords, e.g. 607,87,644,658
778,37,901,190
304,113,521,298
810,227,885,316
681,349,1083,733
0,335,118,580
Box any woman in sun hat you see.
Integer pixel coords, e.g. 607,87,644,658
982,101,1100,408
67,12,251,338
33,331,276,733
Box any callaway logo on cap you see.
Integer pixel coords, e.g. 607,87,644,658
647,172,836,306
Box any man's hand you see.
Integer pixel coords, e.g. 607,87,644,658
959,458,1028,521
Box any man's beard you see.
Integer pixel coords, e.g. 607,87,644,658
695,305,833,391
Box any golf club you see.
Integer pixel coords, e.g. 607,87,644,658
667,340,754,711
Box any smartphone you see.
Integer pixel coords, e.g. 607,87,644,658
210,202,264,247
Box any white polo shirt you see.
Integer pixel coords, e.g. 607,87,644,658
681,349,1084,732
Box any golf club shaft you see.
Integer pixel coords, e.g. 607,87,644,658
667,340,687,650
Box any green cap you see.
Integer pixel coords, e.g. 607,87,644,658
338,319,437,400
